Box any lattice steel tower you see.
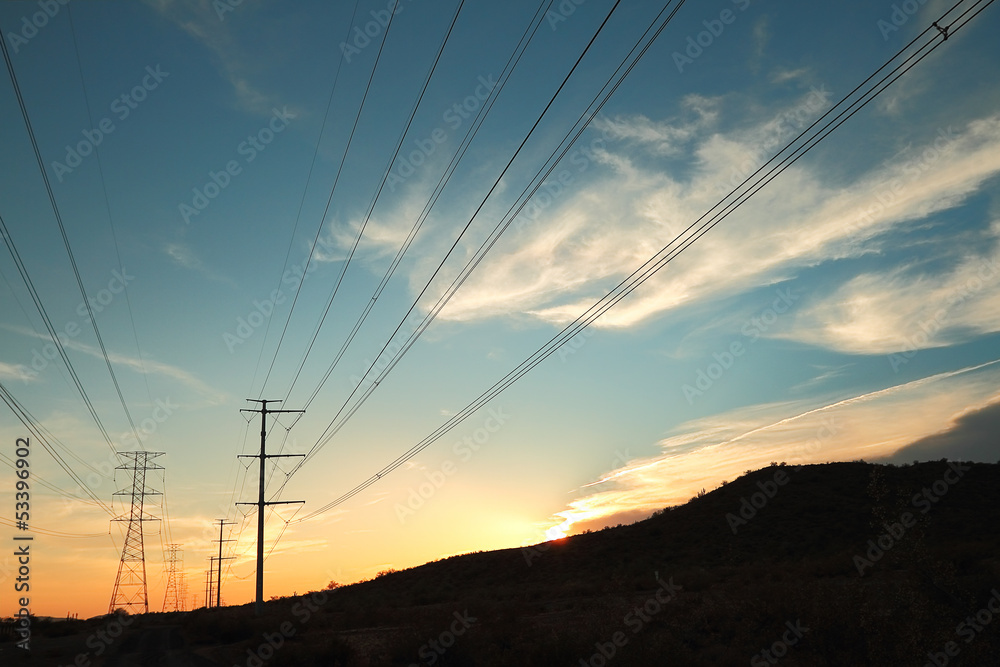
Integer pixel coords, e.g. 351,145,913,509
162,543,182,612
178,571,189,611
109,451,164,614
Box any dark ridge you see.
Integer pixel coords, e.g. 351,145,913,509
8,460,1000,666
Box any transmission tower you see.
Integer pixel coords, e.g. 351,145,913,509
109,451,164,614
162,543,182,612
178,571,189,611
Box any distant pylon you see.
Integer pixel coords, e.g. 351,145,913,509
109,451,164,614
213,519,236,608
162,543,182,612
178,571,189,611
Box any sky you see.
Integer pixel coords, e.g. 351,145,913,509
1,0,999,619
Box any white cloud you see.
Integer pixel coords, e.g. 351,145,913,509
164,242,237,287
0,361,33,382
544,359,1000,536
142,0,277,115
3,324,228,405
592,100,713,156
427,105,1000,332
786,239,1000,355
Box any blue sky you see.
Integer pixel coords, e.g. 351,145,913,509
1,0,999,617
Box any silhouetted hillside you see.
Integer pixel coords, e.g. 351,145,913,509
9,461,1000,666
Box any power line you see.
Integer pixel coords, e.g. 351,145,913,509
251,0,404,400
278,0,558,415
256,0,474,498
0,516,107,539
269,0,471,404
241,0,556,525
1,19,146,454
66,3,156,411
314,0,684,456
244,0,362,399
275,0,667,494
0,213,119,455
0,381,115,515
0,448,102,506
292,0,994,522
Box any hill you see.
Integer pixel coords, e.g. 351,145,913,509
7,460,1000,665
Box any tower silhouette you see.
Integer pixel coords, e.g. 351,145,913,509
162,543,182,612
109,451,163,614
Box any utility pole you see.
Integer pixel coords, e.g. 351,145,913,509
204,567,212,608
109,451,164,614
238,399,304,616
214,519,236,608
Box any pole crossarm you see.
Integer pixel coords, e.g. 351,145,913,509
237,500,306,506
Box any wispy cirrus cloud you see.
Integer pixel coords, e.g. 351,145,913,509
543,359,1000,537
784,237,1000,355
426,104,1000,335
0,360,33,382
164,241,238,287
142,0,277,115
2,323,228,405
